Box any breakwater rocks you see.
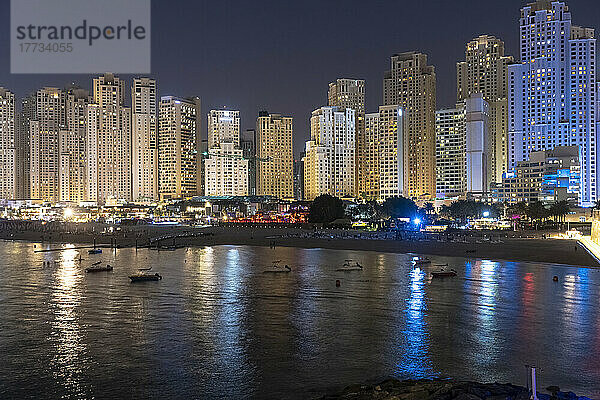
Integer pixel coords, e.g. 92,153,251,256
319,379,593,400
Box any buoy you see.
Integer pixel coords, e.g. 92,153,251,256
335,279,341,287
553,276,559,282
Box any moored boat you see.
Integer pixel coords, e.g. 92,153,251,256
129,267,162,282
337,260,363,271
86,264,114,273
431,269,457,278
263,261,291,273
88,248,102,255
413,257,431,266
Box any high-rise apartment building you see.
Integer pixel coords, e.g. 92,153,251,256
436,105,466,198
383,52,436,199
131,78,157,202
435,95,490,198
241,129,256,196
59,87,89,203
303,106,355,201
87,73,132,204
0,88,16,200
158,96,201,200
465,95,490,194
28,87,64,202
457,35,513,184
328,79,365,197
364,106,406,200
509,0,598,207
256,112,293,199
18,97,33,199
364,112,380,200
204,110,248,196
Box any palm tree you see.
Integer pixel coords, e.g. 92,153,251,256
550,200,570,225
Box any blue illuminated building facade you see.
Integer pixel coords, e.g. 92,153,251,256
508,1,599,207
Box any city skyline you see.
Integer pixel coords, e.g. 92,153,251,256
2,0,600,156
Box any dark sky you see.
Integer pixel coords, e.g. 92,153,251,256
1,0,600,156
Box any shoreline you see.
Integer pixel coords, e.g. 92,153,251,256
319,378,592,400
1,223,598,267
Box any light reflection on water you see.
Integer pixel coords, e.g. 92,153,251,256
0,242,599,399
50,247,89,398
395,267,435,378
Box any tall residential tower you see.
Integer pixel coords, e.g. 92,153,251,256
28,87,64,202
304,106,355,200
256,112,294,199
87,73,132,204
328,79,365,197
204,110,248,196
131,77,157,202
383,52,436,199
158,96,201,199
457,35,513,184
508,0,598,206
0,88,16,200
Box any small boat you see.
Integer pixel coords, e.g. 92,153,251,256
337,260,363,271
413,257,431,266
434,263,449,268
263,261,291,273
159,246,177,251
86,264,114,273
129,267,162,282
431,269,457,278
88,248,102,254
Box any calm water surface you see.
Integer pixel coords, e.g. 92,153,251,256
0,241,599,399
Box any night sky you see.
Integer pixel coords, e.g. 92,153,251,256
1,0,600,156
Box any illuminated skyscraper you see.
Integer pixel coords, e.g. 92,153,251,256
435,105,466,198
158,96,201,200
28,87,64,202
364,106,406,200
509,0,598,206
435,95,490,198
0,88,16,200
59,87,90,203
87,73,132,204
204,109,248,196
256,112,293,199
383,52,436,199
457,35,513,183
131,77,157,202
328,79,365,197
304,106,355,200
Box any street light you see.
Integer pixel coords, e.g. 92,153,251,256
413,217,421,225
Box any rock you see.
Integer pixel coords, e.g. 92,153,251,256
319,379,591,400
429,383,453,398
547,386,560,394
396,390,429,400
468,385,491,399
341,383,364,396
453,394,483,400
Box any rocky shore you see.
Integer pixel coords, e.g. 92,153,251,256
319,378,593,400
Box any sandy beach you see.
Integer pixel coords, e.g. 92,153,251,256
1,221,597,267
